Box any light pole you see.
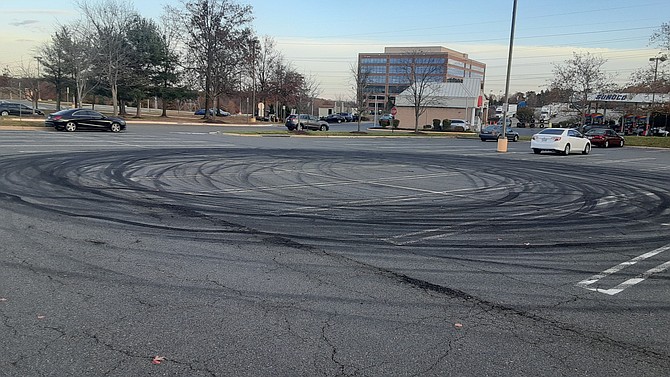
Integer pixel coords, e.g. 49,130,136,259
649,55,667,131
498,0,517,153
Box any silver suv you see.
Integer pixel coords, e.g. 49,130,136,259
285,114,329,131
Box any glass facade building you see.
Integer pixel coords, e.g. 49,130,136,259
358,46,486,111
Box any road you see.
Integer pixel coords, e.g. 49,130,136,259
0,126,669,376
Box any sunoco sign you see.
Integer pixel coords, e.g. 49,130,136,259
588,93,634,101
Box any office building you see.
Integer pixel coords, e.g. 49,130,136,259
358,46,486,111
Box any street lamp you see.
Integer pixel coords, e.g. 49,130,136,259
498,0,518,153
649,55,667,131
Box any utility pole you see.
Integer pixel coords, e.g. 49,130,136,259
649,54,667,132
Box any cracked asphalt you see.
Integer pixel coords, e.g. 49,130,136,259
0,125,669,376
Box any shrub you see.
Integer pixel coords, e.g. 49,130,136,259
392,119,400,128
442,119,452,132
379,119,389,128
423,125,432,129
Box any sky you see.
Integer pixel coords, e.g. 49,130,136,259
2,0,670,100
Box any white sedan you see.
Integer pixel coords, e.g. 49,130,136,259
531,128,591,155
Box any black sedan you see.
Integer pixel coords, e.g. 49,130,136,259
45,109,126,132
0,102,44,116
324,114,346,123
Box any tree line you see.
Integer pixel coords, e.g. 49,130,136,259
36,0,318,119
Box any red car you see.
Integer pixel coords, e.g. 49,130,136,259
585,128,624,147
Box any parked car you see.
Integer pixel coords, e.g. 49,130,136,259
45,109,126,132
324,113,346,123
378,114,394,127
449,119,470,131
649,127,669,137
338,112,354,122
531,128,591,155
479,125,519,141
585,128,624,147
194,108,230,116
0,102,44,116
285,114,329,131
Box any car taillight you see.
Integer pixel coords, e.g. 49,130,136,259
553,137,562,141
53,115,62,121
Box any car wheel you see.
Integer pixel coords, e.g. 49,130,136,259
563,144,571,155
110,123,122,133
0,110,8,116
513,135,519,142
533,148,541,154
582,143,591,155
619,140,624,147
319,125,327,131
65,122,77,132
480,138,486,142
604,140,609,148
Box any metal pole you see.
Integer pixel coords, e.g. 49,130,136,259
498,0,517,151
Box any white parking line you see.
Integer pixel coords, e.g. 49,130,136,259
577,244,670,295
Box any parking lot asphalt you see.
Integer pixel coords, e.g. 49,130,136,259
0,126,669,376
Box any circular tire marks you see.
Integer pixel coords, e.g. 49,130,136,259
1,147,668,251
1,146,670,374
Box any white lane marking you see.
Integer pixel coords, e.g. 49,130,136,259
577,244,670,295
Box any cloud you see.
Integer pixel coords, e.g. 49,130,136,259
10,20,40,27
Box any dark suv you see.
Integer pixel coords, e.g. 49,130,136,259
0,102,44,116
285,114,329,131
338,112,354,122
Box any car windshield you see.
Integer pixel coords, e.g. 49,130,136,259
538,129,564,135
586,129,606,135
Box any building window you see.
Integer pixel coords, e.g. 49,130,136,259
389,75,410,84
367,86,386,93
416,66,445,74
470,65,486,73
415,57,445,64
361,58,386,64
449,59,466,67
389,66,409,74
366,76,386,84
362,65,386,74
447,67,465,77
390,57,412,64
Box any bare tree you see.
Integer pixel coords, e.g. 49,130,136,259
78,0,136,115
550,52,615,129
17,59,39,114
68,21,98,108
254,36,280,111
395,53,445,132
628,64,669,93
351,63,371,132
298,72,321,115
651,22,670,51
170,0,253,121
